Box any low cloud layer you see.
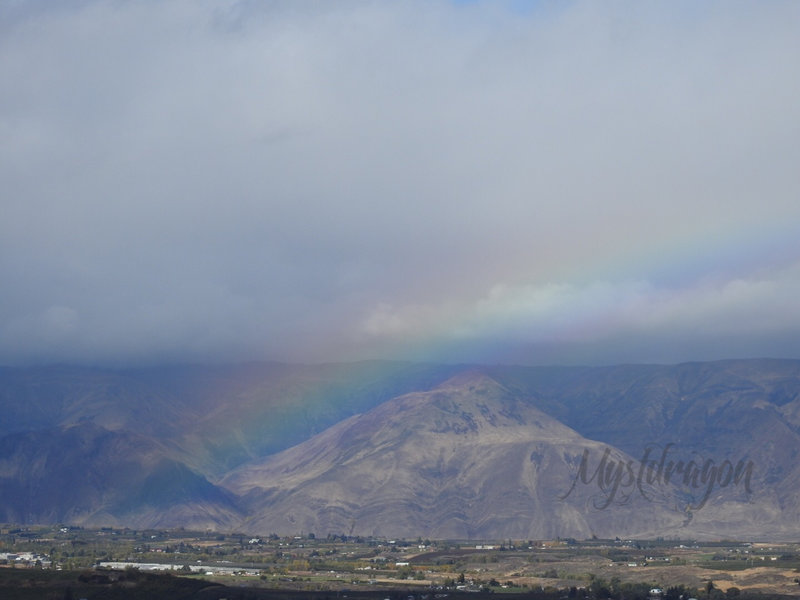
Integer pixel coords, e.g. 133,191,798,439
2,1,800,366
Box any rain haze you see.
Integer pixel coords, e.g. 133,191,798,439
2,1,800,367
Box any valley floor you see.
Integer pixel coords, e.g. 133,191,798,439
2,526,800,598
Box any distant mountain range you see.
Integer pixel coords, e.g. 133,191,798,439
1,359,799,540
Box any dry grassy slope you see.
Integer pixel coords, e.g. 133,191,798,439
224,372,686,539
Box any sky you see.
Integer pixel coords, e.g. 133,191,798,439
2,0,800,368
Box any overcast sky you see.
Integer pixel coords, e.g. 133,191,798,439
2,1,800,367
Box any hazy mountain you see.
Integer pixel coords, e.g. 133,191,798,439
0,361,459,474
1,359,798,539
486,359,800,456
0,421,238,529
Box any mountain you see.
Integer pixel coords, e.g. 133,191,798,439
486,359,800,539
485,359,800,457
1,359,799,539
223,372,686,539
0,421,238,529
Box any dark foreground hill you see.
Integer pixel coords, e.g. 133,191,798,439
1,359,798,539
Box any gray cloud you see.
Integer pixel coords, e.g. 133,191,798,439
2,1,799,366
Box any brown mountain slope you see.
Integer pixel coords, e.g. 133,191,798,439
223,372,686,539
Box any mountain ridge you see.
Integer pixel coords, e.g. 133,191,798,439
1,359,798,539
